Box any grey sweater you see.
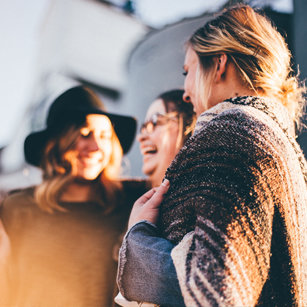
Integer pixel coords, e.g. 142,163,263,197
159,96,307,306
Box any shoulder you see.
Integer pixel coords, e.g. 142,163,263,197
2,187,35,205
194,104,280,153
0,187,38,231
196,96,289,142
1,187,36,214
167,100,286,177
202,103,265,129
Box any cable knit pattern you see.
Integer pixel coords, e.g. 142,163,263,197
159,96,307,307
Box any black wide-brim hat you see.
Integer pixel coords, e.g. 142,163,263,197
24,86,137,167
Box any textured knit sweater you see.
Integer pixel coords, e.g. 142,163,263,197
0,180,147,307
159,96,307,307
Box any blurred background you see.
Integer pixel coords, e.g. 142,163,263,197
0,0,306,197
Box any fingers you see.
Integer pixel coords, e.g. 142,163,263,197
156,179,170,195
146,179,170,209
134,188,156,206
135,179,170,207
128,180,170,228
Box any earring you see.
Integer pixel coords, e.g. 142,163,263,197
217,56,221,71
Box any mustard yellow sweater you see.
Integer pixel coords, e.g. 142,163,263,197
0,180,147,307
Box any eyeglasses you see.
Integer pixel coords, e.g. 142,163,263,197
140,112,178,134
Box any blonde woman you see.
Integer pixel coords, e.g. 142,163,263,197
117,5,307,307
0,86,147,307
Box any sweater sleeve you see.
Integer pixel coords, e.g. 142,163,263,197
165,111,280,306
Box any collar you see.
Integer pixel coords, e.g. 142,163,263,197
194,96,294,137
193,96,306,182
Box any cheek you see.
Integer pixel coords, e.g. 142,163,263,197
184,76,190,93
100,141,113,159
159,127,180,156
73,137,85,152
185,73,194,92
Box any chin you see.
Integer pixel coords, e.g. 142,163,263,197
75,176,98,183
82,164,105,179
84,176,99,181
77,171,101,181
142,165,156,178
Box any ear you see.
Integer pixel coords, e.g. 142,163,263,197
215,54,227,82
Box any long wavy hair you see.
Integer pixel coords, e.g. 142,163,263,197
34,121,123,214
187,4,306,127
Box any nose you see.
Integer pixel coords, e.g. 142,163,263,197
183,92,191,103
86,135,100,151
137,130,148,143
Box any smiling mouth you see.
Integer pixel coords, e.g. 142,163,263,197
142,146,157,155
79,156,103,166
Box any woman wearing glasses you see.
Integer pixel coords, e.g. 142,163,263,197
115,89,195,307
138,89,196,187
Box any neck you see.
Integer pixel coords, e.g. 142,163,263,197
207,61,260,111
208,85,257,111
149,174,164,188
60,180,95,202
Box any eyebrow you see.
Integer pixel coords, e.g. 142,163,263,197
145,112,164,122
148,112,165,118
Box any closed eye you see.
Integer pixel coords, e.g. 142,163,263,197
80,128,91,138
99,132,112,139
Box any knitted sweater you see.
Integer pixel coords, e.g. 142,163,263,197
0,179,148,307
159,96,307,307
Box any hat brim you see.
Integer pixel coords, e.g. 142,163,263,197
95,109,137,154
24,130,51,167
24,110,136,167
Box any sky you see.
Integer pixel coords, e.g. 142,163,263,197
133,0,292,28
134,0,228,28
0,0,293,148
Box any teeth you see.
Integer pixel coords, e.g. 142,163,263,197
142,146,157,155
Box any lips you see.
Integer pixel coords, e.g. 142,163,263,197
78,154,103,166
141,145,158,155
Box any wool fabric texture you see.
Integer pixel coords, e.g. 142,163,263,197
159,96,307,307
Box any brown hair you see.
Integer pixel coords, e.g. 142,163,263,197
158,89,196,149
187,5,306,126
34,121,123,213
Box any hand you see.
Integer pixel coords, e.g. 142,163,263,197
128,179,170,229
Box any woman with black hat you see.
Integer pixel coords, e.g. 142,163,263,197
0,86,147,307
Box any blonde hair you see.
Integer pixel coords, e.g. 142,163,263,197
35,122,123,213
187,5,306,126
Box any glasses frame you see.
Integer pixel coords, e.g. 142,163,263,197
140,112,179,134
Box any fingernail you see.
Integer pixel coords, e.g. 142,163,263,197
162,179,170,186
